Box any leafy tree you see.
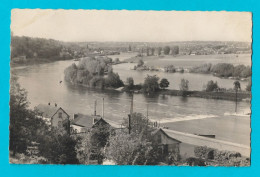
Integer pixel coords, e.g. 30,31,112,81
128,45,132,51
151,48,155,56
146,47,150,56
163,46,170,55
37,127,79,164
126,77,134,89
234,81,241,91
172,46,179,55
76,123,111,164
143,75,160,93
105,132,150,165
160,78,170,90
211,63,234,77
158,47,162,55
105,72,124,88
164,65,176,73
9,75,47,156
206,80,219,92
122,112,152,138
114,58,120,64
137,59,144,67
179,79,189,91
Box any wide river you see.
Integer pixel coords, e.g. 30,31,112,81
12,54,251,148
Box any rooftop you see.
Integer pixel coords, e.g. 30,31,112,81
35,104,60,118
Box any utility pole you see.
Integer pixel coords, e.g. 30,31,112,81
94,100,97,116
128,93,134,134
235,89,238,113
146,103,149,119
102,98,104,119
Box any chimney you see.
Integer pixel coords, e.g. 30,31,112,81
55,103,57,107
73,114,78,120
48,102,50,105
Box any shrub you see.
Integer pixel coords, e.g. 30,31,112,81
205,80,219,92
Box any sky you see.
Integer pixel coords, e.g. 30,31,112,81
11,9,252,42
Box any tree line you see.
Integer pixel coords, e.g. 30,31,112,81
11,36,75,62
190,63,251,78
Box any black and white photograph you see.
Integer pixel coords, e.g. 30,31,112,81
9,9,251,166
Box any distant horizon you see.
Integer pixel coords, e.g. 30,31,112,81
11,10,252,43
12,35,251,44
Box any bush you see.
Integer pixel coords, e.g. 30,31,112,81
194,146,214,159
142,75,160,93
194,146,249,166
185,157,206,166
159,78,170,89
205,80,219,92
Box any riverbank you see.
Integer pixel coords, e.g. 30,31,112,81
10,57,73,67
158,89,251,102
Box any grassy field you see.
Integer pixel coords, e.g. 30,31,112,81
125,54,251,68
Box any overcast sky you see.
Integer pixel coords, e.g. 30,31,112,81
11,9,252,42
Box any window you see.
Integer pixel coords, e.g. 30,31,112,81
58,112,62,118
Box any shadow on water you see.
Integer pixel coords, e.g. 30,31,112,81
64,81,123,98
180,96,188,103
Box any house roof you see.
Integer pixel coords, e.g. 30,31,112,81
35,104,59,118
151,128,182,143
71,113,96,129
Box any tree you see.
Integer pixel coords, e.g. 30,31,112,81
151,48,155,56
233,81,241,113
234,81,241,91
10,75,47,156
246,80,251,92
206,80,219,92
179,79,189,91
146,47,150,56
126,77,134,89
37,127,79,164
158,47,162,55
160,78,170,90
163,46,170,55
114,58,120,64
137,59,144,67
76,123,111,164
105,131,152,165
128,45,132,51
123,112,152,138
105,72,124,88
172,46,179,55
143,75,160,93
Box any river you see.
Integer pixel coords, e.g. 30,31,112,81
12,54,251,148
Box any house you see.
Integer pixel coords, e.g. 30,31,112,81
35,103,70,133
151,128,181,155
70,113,112,134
